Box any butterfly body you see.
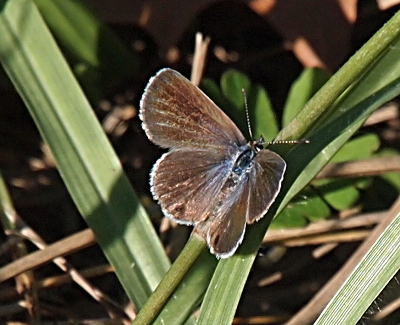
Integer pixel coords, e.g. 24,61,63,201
140,68,286,258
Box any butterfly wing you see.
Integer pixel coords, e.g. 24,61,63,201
151,148,235,224
246,149,286,224
198,177,250,258
140,68,247,150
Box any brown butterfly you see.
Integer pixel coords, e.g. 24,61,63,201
140,68,286,258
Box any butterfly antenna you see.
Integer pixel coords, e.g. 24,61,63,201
241,89,310,146
242,88,253,140
266,139,310,145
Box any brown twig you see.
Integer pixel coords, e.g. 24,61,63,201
190,32,211,86
0,179,41,322
258,212,385,288
264,211,385,243
271,229,370,247
0,224,132,322
0,228,96,283
316,156,400,179
363,101,399,126
0,264,113,303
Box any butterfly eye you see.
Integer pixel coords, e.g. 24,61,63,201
255,142,264,151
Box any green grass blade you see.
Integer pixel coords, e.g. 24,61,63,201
281,77,400,213
0,0,170,309
314,206,400,324
33,0,139,97
154,249,217,325
132,234,207,325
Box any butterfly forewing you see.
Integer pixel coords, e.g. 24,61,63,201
140,68,247,150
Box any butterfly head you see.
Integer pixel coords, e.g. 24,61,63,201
250,136,265,152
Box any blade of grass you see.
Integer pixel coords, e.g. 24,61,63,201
282,68,330,127
33,0,139,97
154,248,218,325
314,199,400,325
0,0,170,309
132,234,207,325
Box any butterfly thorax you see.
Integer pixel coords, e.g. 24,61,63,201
232,144,257,179
231,135,266,181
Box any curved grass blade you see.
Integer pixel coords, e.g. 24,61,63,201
314,200,400,324
33,0,139,98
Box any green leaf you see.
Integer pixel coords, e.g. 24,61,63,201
283,68,330,126
302,134,380,212
218,69,252,133
220,69,251,109
331,133,380,162
0,0,169,310
248,84,278,141
271,188,331,229
314,178,361,211
219,69,277,139
205,70,278,141
270,208,308,228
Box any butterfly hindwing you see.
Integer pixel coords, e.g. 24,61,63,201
151,147,234,224
247,150,286,224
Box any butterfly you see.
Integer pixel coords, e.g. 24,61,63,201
139,68,286,258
